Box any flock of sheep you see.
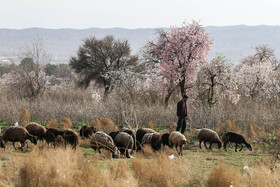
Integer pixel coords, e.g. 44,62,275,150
0,122,252,158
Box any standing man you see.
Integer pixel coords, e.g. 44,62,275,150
176,95,188,134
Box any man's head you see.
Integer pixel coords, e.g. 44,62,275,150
182,95,188,101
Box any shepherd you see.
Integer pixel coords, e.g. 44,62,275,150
176,95,188,134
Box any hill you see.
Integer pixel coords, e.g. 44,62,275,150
0,25,279,63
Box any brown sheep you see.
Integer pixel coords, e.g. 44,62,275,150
169,131,188,156
222,132,252,152
120,128,143,151
90,131,120,158
141,132,155,145
45,128,64,148
197,128,222,149
136,128,155,144
80,126,96,138
25,122,47,141
54,135,65,147
151,133,162,151
114,132,134,158
1,126,37,151
64,129,79,149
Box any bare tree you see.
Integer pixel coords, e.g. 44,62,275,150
2,36,51,98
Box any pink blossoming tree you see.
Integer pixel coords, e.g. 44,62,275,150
144,21,212,106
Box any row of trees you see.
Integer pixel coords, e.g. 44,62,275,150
1,21,280,112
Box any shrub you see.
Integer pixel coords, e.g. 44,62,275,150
207,162,241,187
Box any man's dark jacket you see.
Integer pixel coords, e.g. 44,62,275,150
177,100,188,117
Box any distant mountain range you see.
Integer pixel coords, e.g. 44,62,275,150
1,25,280,63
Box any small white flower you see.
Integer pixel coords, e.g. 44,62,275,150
56,169,60,173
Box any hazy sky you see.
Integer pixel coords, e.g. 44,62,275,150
1,0,280,29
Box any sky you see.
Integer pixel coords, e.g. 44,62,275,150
1,0,280,29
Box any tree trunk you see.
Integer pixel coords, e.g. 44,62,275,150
179,78,186,97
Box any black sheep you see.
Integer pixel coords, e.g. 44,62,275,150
109,131,120,140
161,133,170,147
222,132,252,152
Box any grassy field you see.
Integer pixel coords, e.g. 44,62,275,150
0,142,271,187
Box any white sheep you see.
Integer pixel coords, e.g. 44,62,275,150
197,128,222,149
168,131,188,156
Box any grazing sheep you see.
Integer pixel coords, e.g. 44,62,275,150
141,132,155,145
54,135,65,147
222,132,252,152
120,128,142,151
169,131,188,156
136,128,155,144
197,128,222,150
90,131,120,158
114,132,134,158
45,128,64,148
161,133,170,147
80,126,96,138
151,133,162,151
64,129,79,150
109,131,120,140
1,126,37,151
25,122,47,141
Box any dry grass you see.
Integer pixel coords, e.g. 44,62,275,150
20,107,30,127
46,118,59,129
248,124,265,142
215,120,239,136
207,161,241,187
0,144,275,187
91,118,101,130
100,118,118,134
244,163,280,187
61,116,73,129
132,154,190,187
147,121,154,129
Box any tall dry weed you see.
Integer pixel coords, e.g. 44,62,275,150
10,148,137,187
100,118,118,134
147,121,154,129
207,161,241,187
61,116,73,129
245,163,280,187
248,124,265,142
215,120,239,136
20,107,30,127
131,154,190,187
91,118,101,130
46,118,59,129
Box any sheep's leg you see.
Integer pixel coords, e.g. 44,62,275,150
239,144,243,152
175,145,178,153
20,142,25,151
223,141,228,151
179,145,183,156
235,143,238,152
209,142,212,150
12,142,17,150
204,141,208,149
199,141,202,149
